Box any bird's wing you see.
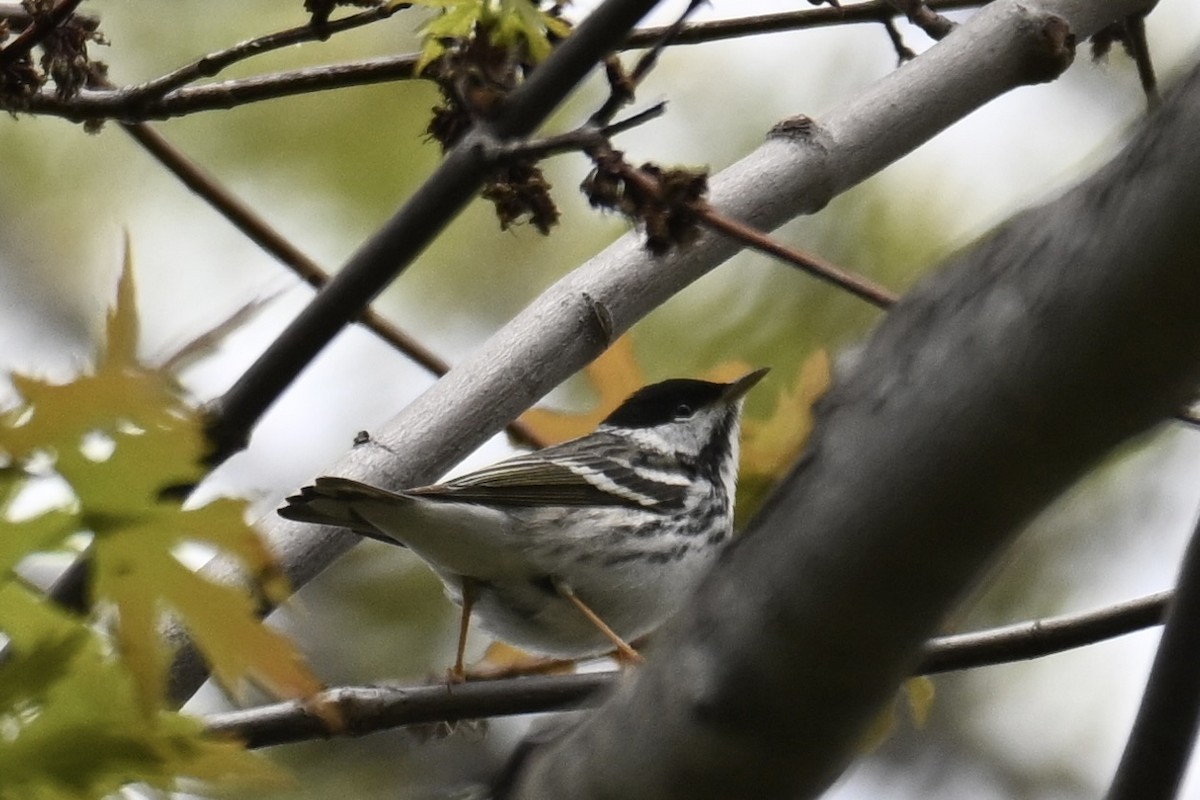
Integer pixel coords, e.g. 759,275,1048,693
412,439,689,511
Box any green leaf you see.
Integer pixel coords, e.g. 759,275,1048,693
0,476,78,576
412,0,570,72
1,246,328,724
0,584,285,799
103,238,140,370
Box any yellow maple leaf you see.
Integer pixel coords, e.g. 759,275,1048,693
476,641,577,678
0,584,286,797
740,350,830,478
735,351,831,524
858,676,937,753
1,248,326,720
519,335,646,445
518,335,763,446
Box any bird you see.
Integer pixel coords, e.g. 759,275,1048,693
279,368,768,678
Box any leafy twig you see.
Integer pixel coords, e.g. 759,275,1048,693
204,0,666,464
585,151,899,308
8,0,994,123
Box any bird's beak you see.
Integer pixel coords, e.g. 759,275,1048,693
722,367,770,403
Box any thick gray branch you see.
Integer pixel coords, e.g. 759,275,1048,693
170,0,1152,701
506,50,1200,800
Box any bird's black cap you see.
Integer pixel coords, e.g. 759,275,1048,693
601,369,768,429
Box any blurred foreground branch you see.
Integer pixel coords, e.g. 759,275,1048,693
1106,512,1200,800
505,43,1200,800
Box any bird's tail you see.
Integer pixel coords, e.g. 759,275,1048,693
278,476,407,545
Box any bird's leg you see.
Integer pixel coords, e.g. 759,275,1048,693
553,580,643,665
449,577,478,683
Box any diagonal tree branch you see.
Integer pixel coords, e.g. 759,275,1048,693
167,0,1148,703
202,0,668,465
504,39,1200,800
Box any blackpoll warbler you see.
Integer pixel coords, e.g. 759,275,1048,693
279,368,768,676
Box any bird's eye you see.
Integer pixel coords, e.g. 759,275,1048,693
673,403,694,420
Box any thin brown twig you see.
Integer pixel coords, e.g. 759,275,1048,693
120,2,410,107
698,207,898,309
203,588,1173,750
589,0,704,126
881,16,918,63
8,0,993,123
206,673,611,749
0,2,97,32
1121,13,1159,110
919,590,1170,674
882,0,957,40
118,119,546,449
487,103,667,162
627,0,705,85
606,160,899,309
627,0,982,47
0,0,86,65
33,57,424,122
